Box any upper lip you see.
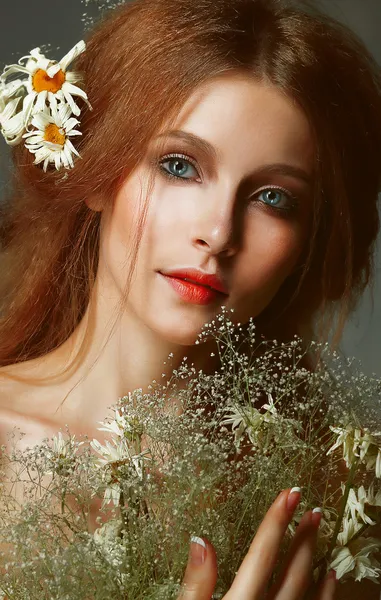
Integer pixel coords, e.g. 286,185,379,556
160,268,229,294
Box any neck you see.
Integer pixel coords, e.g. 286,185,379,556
48,278,217,432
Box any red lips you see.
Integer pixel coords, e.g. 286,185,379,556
160,268,228,294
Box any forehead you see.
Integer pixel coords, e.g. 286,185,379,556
159,73,315,175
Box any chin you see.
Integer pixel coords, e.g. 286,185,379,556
145,306,221,346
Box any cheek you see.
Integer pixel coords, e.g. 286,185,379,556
236,219,304,299
99,182,145,282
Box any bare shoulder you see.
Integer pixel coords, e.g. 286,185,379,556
0,361,66,454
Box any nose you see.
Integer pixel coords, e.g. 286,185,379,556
191,195,239,258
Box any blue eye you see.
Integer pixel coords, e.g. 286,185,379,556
255,187,298,213
159,154,200,181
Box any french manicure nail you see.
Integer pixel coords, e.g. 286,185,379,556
286,487,301,512
312,507,322,527
190,536,206,565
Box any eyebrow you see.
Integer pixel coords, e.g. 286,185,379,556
154,129,313,188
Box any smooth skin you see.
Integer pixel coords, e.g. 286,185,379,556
178,489,336,600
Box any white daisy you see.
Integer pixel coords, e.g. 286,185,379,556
1,41,91,126
220,395,280,451
44,430,84,476
96,406,144,442
327,424,381,474
0,79,27,145
23,102,82,172
337,515,362,546
90,436,151,508
330,537,381,583
344,486,376,527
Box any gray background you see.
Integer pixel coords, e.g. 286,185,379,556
1,0,380,375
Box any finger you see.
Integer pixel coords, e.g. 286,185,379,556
314,570,337,600
268,508,322,600
177,536,218,600
225,487,301,600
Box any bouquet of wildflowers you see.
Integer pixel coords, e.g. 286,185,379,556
0,309,381,599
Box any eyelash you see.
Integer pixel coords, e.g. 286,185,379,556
157,152,300,216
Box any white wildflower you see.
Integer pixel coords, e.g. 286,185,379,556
327,424,381,475
90,436,151,507
330,537,381,583
336,515,363,546
45,430,84,476
97,405,144,441
23,102,82,172
344,485,377,527
220,393,279,450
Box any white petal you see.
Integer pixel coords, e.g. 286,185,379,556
22,92,37,127
61,149,70,169
32,111,52,130
55,153,61,171
1,64,30,80
59,41,86,72
62,89,81,116
376,450,381,478
46,63,61,78
33,90,48,113
63,143,74,168
43,157,50,172
44,141,64,151
66,138,80,158
64,117,80,132
62,81,89,102
29,48,44,60
34,147,51,161
34,151,48,165
3,130,24,147
65,71,82,84
47,93,59,116
58,102,72,125
2,111,25,137
23,134,43,145
55,90,65,103
35,56,51,72
0,97,22,122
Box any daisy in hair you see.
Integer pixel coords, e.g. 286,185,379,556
23,102,82,172
0,41,91,127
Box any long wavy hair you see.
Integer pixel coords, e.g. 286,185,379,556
1,0,381,385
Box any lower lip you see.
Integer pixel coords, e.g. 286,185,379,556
160,274,226,305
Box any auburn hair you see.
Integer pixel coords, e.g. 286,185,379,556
1,0,381,384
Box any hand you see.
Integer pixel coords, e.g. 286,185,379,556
177,488,337,600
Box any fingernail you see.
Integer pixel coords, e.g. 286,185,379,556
286,487,301,513
312,507,322,527
190,536,206,565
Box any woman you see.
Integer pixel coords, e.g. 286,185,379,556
0,0,380,597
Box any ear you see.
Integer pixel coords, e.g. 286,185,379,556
85,195,104,212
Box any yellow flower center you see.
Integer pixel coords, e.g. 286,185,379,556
32,68,66,93
44,123,66,146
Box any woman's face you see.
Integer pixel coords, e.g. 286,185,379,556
97,73,314,344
